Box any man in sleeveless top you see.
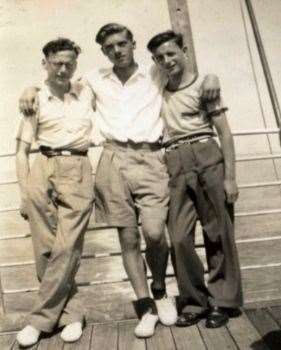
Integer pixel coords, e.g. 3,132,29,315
148,30,243,329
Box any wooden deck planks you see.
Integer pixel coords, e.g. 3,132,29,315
36,333,64,350
1,308,281,349
267,305,281,325
146,324,176,350
245,308,281,350
118,320,145,350
227,312,270,350
170,325,206,350
90,323,118,350
0,333,16,350
198,322,238,350
63,325,93,350
12,337,38,350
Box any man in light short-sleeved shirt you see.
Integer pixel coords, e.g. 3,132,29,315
16,38,94,347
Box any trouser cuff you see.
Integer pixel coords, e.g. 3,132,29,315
150,282,166,300
134,297,157,319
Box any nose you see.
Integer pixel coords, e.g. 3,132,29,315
58,64,67,74
113,45,122,56
163,55,172,66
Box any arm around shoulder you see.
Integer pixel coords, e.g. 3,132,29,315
19,86,40,116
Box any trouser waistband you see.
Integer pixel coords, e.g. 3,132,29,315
105,140,161,151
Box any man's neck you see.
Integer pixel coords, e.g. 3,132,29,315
46,80,71,100
167,66,195,91
113,61,138,85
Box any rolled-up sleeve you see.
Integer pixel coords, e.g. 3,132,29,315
206,97,228,118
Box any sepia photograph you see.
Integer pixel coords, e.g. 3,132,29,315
0,0,281,348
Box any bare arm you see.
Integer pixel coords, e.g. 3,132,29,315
212,113,239,204
16,140,31,220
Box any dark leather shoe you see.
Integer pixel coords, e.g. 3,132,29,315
205,307,229,328
176,312,204,327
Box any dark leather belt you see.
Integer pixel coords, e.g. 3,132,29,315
105,140,161,151
39,146,88,157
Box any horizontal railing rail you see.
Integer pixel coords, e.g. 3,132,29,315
0,128,280,158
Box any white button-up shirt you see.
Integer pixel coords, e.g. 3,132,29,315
85,64,166,143
16,82,94,151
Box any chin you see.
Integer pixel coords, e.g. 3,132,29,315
56,79,69,85
115,61,130,68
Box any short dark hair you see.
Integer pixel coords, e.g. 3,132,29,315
95,23,134,45
147,30,183,53
42,38,81,58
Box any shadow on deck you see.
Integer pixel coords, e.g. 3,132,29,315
2,305,281,350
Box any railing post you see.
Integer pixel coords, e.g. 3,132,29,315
167,0,198,76
0,273,5,315
244,0,281,135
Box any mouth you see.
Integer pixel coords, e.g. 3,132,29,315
165,64,178,74
116,56,126,61
56,76,68,81
167,64,176,71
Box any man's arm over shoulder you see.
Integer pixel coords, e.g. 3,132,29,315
75,77,96,111
199,74,221,102
19,86,40,116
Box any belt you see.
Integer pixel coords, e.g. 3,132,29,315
105,140,161,151
165,135,212,152
39,146,88,157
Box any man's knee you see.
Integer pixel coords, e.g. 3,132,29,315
118,227,140,252
142,220,166,245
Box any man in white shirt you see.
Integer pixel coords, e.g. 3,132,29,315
16,38,95,347
87,24,176,337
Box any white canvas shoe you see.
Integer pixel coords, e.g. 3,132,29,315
155,296,178,326
60,321,83,342
134,312,159,338
16,325,41,348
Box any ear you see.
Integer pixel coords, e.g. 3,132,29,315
152,55,157,64
132,40,136,50
42,58,47,69
183,46,188,58
101,46,106,56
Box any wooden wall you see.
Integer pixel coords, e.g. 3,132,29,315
1,0,281,332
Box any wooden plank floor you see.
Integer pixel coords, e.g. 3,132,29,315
2,306,281,350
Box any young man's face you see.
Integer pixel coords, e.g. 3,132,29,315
152,40,186,77
43,50,77,86
102,30,135,68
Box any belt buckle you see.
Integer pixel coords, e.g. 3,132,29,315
198,138,210,143
61,150,71,156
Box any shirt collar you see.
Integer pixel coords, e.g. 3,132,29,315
100,64,147,81
41,81,80,101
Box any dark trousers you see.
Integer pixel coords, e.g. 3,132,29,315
165,138,243,313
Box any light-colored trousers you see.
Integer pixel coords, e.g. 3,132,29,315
26,153,94,332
